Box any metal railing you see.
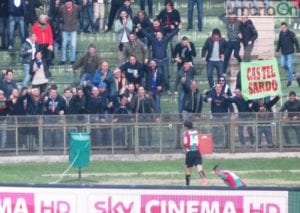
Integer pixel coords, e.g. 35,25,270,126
0,112,300,156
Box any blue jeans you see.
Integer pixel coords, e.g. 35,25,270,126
140,37,148,48
78,1,95,31
178,90,184,113
238,117,255,145
152,93,161,113
43,117,63,148
83,2,95,32
77,0,84,30
225,0,241,15
0,17,8,48
182,110,194,122
155,58,169,90
139,127,152,147
212,115,229,147
207,60,223,88
187,0,203,30
0,118,7,149
283,125,300,144
280,53,294,82
8,16,25,47
223,41,242,74
80,72,94,86
61,31,77,62
23,64,31,87
114,128,126,146
140,0,153,16
257,125,272,145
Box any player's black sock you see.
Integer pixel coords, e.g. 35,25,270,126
199,170,206,178
185,175,191,186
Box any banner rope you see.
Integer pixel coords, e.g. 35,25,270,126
49,151,80,184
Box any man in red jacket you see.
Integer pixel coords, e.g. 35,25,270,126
31,14,54,64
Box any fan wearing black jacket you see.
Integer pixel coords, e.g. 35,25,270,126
276,22,300,87
201,28,226,88
181,79,202,122
252,95,280,146
42,85,66,147
156,0,181,56
120,55,145,90
204,83,231,147
239,16,258,62
113,95,132,146
132,10,152,47
0,89,9,148
279,91,300,145
7,87,38,149
226,89,255,145
83,83,112,146
131,86,156,147
173,36,196,71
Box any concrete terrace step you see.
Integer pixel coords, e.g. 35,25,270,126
241,44,275,56
255,35,276,42
228,16,276,91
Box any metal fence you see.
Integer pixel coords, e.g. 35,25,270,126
0,112,300,156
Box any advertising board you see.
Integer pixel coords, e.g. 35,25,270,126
0,186,289,213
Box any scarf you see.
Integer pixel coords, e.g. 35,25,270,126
36,60,42,68
38,22,46,29
151,70,157,94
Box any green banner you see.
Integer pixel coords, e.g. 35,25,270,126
240,59,282,100
289,191,300,213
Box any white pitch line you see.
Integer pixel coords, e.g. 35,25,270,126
234,170,300,174
141,172,181,175
42,170,300,178
42,172,138,177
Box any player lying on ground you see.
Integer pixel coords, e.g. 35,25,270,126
213,165,246,188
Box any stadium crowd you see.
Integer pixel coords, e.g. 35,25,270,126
0,0,300,148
